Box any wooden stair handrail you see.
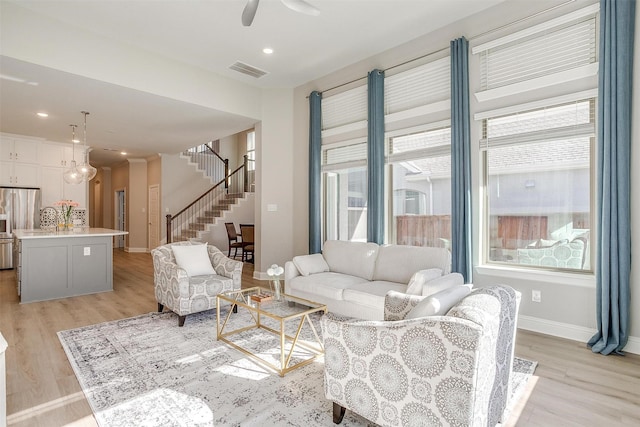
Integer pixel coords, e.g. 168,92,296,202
166,164,251,243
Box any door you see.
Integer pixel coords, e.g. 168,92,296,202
115,189,126,248
148,184,160,249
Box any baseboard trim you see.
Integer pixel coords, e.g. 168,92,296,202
253,271,270,281
124,247,148,253
518,315,640,355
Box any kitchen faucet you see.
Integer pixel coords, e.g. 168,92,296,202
41,206,60,231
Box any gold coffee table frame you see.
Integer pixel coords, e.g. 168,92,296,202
216,287,327,377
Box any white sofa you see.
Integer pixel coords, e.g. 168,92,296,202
285,240,462,320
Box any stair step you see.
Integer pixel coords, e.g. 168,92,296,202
189,223,206,231
181,230,198,238
196,217,216,224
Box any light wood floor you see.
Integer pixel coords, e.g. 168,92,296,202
1,250,638,426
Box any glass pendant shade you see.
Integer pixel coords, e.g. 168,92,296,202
63,160,84,184
78,150,97,181
78,110,97,181
64,124,84,184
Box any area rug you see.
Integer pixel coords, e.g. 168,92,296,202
58,307,537,427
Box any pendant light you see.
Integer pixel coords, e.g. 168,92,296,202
78,111,97,181
63,124,84,184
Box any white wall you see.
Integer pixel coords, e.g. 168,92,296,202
218,134,239,171
292,0,640,353
254,89,295,277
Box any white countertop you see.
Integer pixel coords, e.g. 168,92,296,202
14,228,128,239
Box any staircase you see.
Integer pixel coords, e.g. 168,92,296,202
181,146,228,185
178,192,243,241
166,147,255,244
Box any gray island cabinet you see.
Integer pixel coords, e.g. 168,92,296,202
14,228,128,303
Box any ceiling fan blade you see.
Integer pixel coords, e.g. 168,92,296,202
242,0,260,26
280,0,320,16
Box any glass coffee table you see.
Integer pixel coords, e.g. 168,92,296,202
216,287,327,376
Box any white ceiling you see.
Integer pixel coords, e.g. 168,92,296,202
0,0,505,167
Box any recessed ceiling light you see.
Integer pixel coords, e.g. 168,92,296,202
262,47,274,55
120,152,127,155
37,112,48,118
72,139,80,144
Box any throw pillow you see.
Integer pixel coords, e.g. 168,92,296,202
172,244,216,277
405,284,473,319
293,253,330,276
405,268,443,295
421,272,464,297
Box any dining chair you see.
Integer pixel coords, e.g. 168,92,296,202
225,222,244,259
240,224,254,263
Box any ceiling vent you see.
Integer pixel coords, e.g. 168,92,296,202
229,61,268,78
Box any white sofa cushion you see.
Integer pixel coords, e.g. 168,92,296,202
405,268,443,295
288,272,369,300
372,244,451,283
342,280,409,309
322,240,379,280
171,244,215,277
406,284,473,319
422,272,465,296
292,253,330,276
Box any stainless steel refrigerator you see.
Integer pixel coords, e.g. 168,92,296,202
0,187,41,269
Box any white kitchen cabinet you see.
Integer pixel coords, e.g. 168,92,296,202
0,136,39,163
0,136,40,186
40,167,64,207
40,142,75,168
0,161,39,187
40,166,87,208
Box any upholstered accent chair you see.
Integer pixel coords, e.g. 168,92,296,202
321,285,520,426
151,241,243,326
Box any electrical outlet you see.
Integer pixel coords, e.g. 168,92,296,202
532,290,541,303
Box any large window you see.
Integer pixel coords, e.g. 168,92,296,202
474,4,597,272
387,125,451,248
384,54,452,248
321,86,368,242
481,99,594,271
323,139,368,241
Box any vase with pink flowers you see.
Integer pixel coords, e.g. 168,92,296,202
54,199,79,229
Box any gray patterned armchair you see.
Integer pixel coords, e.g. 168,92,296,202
151,242,243,326
321,285,520,427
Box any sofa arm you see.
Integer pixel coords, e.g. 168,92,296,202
383,291,425,321
320,312,485,427
284,260,301,287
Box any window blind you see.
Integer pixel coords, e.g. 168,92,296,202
473,4,598,101
479,99,595,150
388,126,451,163
385,57,450,115
322,139,367,172
322,85,367,131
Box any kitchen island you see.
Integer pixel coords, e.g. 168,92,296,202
14,228,128,303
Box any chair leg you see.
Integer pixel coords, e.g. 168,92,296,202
178,315,186,327
333,402,346,424
158,303,164,312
